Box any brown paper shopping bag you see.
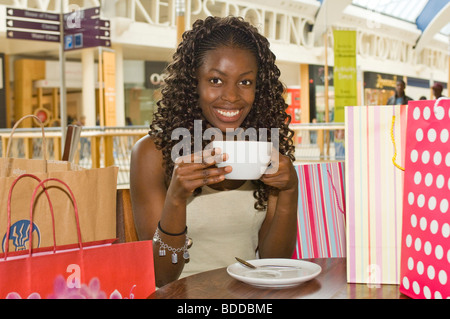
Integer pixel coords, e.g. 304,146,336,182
0,115,80,177
0,115,118,252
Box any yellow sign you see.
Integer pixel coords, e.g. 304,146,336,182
333,30,357,122
102,51,116,126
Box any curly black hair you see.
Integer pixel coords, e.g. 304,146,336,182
149,16,295,210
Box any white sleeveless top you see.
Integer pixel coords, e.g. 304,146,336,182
181,181,267,278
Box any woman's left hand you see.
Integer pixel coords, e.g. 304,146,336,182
260,149,297,191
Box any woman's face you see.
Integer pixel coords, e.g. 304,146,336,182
196,46,258,133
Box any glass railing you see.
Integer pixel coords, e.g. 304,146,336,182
290,123,345,163
0,126,148,186
1,123,345,186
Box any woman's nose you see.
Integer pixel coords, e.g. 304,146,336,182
221,84,240,102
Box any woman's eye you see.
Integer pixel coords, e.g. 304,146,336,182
209,78,222,85
240,79,253,86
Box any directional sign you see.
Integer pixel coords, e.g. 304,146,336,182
65,27,110,38
61,7,110,51
6,7,60,22
64,27,111,51
6,6,111,49
6,19,60,32
6,7,60,43
7,30,60,42
64,33,110,51
63,7,100,29
64,7,100,21
64,17,109,30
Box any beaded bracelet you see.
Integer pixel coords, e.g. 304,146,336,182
153,227,191,264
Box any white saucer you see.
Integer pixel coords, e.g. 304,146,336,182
227,258,321,289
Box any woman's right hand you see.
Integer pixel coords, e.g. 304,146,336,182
166,147,231,204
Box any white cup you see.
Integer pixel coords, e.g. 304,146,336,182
212,140,272,180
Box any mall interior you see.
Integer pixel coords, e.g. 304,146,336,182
0,0,449,183
1,0,450,301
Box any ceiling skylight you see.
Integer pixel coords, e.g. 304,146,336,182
352,0,429,23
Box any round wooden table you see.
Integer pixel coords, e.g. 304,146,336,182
149,258,409,299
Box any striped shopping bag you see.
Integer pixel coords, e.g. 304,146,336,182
292,162,346,259
345,105,408,285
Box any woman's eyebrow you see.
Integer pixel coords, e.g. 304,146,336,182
209,68,256,77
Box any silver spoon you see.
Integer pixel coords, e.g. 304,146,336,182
235,257,258,269
235,257,302,270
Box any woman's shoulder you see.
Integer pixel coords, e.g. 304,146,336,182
132,135,159,156
131,135,164,170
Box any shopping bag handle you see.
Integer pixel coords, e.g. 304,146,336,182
28,178,83,256
4,174,56,260
390,114,405,171
6,115,48,161
326,166,345,216
433,97,450,115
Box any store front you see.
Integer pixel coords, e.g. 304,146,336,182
363,72,400,106
309,65,335,123
124,60,167,126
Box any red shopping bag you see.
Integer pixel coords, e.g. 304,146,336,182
400,98,450,299
0,175,155,299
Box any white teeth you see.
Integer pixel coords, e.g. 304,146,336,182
217,109,240,117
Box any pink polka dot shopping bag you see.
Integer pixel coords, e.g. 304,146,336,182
400,98,450,299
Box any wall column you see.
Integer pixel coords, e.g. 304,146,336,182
113,44,125,127
300,64,310,124
14,59,45,127
82,48,96,126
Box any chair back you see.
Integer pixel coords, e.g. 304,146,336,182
116,188,139,243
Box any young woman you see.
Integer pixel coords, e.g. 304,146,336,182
130,16,298,287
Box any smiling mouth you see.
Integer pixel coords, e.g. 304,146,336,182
216,109,241,118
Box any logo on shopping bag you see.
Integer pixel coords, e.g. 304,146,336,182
366,264,381,288
1,220,41,252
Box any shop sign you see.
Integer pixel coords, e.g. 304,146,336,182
364,72,400,90
145,62,169,90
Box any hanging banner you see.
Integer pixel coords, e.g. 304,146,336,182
0,54,6,128
333,30,357,122
102,51,116,126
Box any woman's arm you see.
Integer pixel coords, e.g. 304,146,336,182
130,136,186,287
130,135,229,287
258,152,298,258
